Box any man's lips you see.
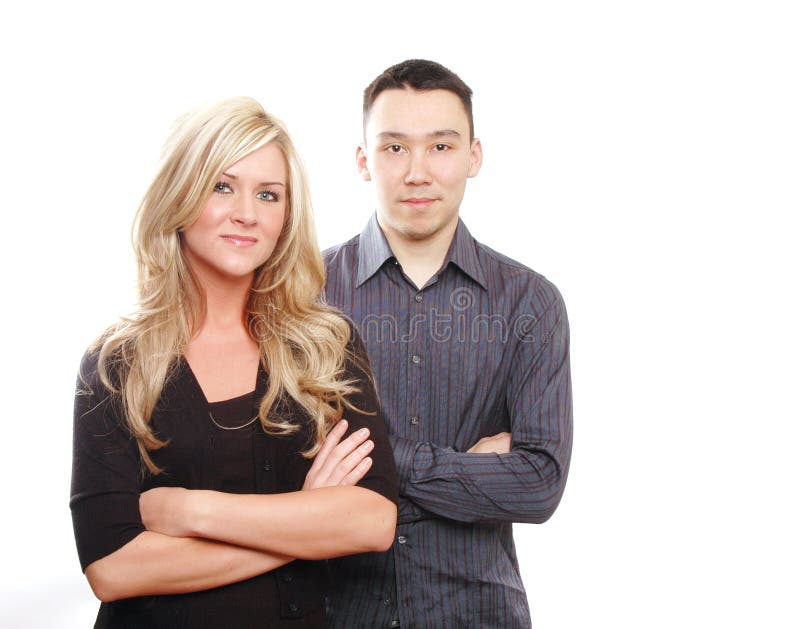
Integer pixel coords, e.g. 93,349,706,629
220,234,258,246
401,197,437,208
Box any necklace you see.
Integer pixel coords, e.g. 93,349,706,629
208,410,259,431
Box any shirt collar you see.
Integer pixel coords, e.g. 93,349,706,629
356,213,488,290
356,213,396,287
446,218,488,290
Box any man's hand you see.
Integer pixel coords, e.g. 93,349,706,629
467,432,512,454
303,419,374,490
140,486,194,537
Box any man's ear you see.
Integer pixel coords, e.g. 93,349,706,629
468,138,483,178
356,144,371,181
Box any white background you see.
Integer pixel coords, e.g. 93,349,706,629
1,1,798,627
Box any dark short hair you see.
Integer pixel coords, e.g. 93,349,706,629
362,59,474,141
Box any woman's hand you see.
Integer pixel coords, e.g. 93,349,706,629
140,420,375,539
303,419,374,490
140,486,194,537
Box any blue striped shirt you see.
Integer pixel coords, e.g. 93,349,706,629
324,214,572,628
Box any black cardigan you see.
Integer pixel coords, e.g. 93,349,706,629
70,333,398,628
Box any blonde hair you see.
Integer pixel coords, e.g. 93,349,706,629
94,97,356,474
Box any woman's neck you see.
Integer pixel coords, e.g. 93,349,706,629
185,271,260,402
195,270,253,334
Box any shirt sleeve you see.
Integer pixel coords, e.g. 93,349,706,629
339,326,399,506
70,351,146,571
391,291,573,525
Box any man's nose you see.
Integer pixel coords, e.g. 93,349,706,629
404,151,432,185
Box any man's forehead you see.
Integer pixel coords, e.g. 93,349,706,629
366,88,470,136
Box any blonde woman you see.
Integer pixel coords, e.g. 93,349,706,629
70,97,398,628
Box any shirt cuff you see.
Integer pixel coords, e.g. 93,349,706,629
388,434,420,494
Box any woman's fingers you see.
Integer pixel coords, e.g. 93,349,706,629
318,428,370,481
304,422,371,489
339,448,374,486
306,420,349,478
317,420,349,463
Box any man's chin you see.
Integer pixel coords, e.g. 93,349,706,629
401,225,438,241
397,214,457,242
379,210,457,243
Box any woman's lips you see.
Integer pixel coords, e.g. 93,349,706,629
220,234,258,247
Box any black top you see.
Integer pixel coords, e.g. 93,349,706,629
70,331,398,629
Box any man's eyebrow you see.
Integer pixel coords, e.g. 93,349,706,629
375,129,462,141
220,172,285,187
428,129,462,138
375,132,409,141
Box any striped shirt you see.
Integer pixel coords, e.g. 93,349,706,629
324,214,573,628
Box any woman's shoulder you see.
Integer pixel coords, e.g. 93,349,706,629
336,317,372,378
74,331,130,418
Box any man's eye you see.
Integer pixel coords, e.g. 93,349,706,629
434,144,448,151
388,144,403,153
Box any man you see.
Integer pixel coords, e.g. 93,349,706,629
324,59,572,628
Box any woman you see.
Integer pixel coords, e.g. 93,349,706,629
70,97,398,628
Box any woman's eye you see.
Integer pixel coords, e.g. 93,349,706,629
214,182,232,193
258,190,278,201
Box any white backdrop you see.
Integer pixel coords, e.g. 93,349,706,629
1,1,797,627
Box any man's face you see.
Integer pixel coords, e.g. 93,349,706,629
359,88,482,243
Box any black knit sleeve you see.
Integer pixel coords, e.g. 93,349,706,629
340,325,399,506
69,351,146,571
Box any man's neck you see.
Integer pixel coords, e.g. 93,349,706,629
379,217,458,289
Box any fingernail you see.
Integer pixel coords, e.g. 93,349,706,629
359,428,370,437
339,420,348,430
363,440,374,451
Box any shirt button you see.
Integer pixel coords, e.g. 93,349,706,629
384,598,392,606
397,535,407,545
289,603,299,613
282,573,293,582
263,461,272,471
415,293,423,302
411,355,421,365
409,416,419,425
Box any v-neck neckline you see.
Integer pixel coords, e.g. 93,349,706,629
178,355,264,408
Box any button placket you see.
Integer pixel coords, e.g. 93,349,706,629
405,288,424,440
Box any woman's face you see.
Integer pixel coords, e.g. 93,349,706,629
182,143,288,286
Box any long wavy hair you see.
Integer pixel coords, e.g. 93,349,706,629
94,97,356,474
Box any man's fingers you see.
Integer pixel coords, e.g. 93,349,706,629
468,431,512,454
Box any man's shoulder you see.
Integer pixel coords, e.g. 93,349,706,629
323,234,361,269
470,237,567,317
